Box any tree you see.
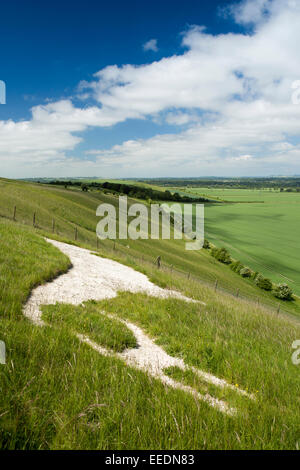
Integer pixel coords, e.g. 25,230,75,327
203,239,210,249
240,267,252,278
230,260,244,273
273,284,293,301
255,274,272,291
211,247,231,264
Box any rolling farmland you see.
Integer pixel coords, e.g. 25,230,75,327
167,188,300,296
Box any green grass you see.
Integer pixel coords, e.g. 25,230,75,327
164,187,300,297
1,216,300,449
0,177,299,318
42,301,137,352
0,220,70,320
163,366,250,410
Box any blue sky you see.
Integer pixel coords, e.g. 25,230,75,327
1,0,300,178
1,1,235,120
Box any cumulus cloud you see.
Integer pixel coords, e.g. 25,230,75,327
165,111,200,126
229,0,273,26
79,0,300,125
232,155,253,161
1,0,300,176
1,100,118,154
143,38,158,52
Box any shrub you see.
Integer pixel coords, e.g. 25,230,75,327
203,239,210,249
211,247,231,264
210,247,217,257
255,274,273,291
273,284,293,301
240,267,252,278
230,260,244,273
251,271,259,280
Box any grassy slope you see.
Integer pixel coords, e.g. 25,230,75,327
0,178,299,318
1,218,300,449
0,220,70,319
42,301,137,352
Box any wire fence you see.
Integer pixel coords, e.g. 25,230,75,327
2,204,299,324
119,246,298,322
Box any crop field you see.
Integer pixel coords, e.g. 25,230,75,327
165,188,300,296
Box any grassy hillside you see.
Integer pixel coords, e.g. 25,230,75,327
1,217,300,449
0,177,299,319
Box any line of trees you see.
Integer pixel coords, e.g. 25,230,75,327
203,242,294,301
138,177,300,190
100,181,210,203
46,180,211,203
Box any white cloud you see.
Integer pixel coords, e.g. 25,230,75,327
232,155,253,161
165,111,201,126
229,0,273,26
2,0,300,176
143,39,158,52
0,99,126,175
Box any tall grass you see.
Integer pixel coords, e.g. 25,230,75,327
1,216,300,449
42,301,137,352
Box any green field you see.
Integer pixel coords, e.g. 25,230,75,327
166,187,300,297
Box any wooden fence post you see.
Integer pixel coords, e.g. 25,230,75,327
75,227,78,241
214,279,218,291
113,241,116,250
97,237,99,249
156,256,161,269
277,304,280,315
236,288,240,298
187,272,190,280
13,206,16,221
33,212,36,227
52,219,55,233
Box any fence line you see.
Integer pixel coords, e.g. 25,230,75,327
3,206,299,322
111,240,298,321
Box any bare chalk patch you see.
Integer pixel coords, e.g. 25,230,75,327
23,238,201,325
23,238,253,416
78,312,254,416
